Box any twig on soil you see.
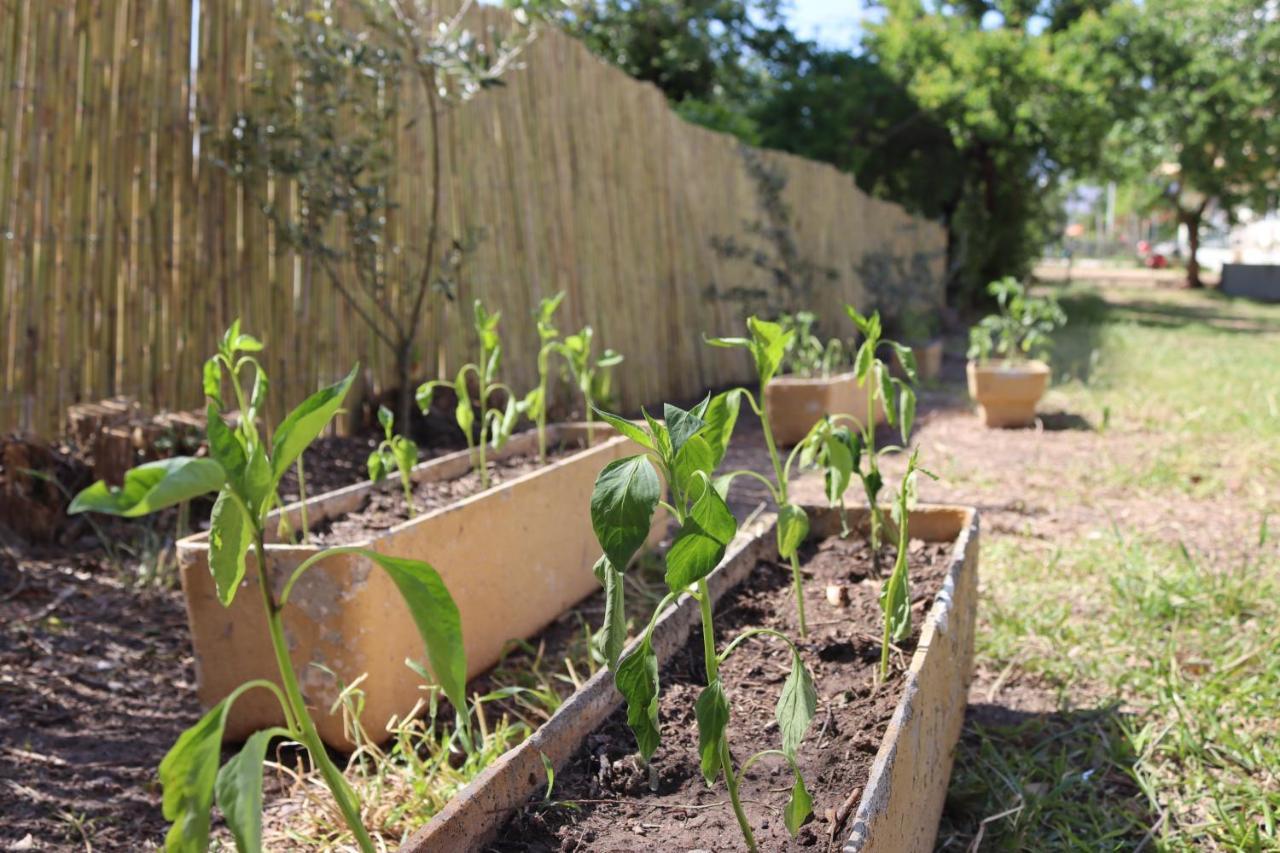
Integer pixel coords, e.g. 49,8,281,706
1133,809,1169,853
17,587,74,623
965,801,1024,852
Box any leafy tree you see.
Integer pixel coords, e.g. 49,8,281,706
1075,0,1280,287
214,1,541,427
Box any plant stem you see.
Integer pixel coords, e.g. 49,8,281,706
788,551,808,637
252,534,375,853
296,458,309,544
697,580,757,851
758,382,807,638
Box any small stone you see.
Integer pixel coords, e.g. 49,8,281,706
826,584,849,606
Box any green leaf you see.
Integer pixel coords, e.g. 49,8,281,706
208,488,253,607
522,386,545,422
704,335,751,350
822,434,853,506
776,504,810,560
592,555,627,669
241,444,273,515
393,436,418,479
665,484,736,590
202,358,222,406
360,551,468,715
247,368,269,422
615,638,661,760
271,366,357,483
206,406,246,487
854,340,873,381
68,457,224,518
783,774,813,836
367,449,387,483
672,435,716,498
694,680,730,784
700,389,742,469
415,381,437,412
233,333,264,353
454,374,475,437
898,384,916,442
845,305,871,335
881,559,911,643
776,650,817,757
663,402,706,456
159,699,229,852
377,404,394,434
890,342,918,383
591,407,653,450
215,727,286,853
641,407,673,462
591,456,660,569
494,395,519,449
746,316,790,385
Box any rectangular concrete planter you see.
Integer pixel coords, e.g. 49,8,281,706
401,503,979,853
764,371,886,446
176,423,658,748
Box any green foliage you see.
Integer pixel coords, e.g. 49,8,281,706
776,311,848,378
879,449,936,679
418,300,526,490
69,326,468,853
586,397,813,850
967,277,1067,363
368,405,419,515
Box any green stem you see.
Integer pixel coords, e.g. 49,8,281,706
252,533,375,853
296,458,309,544
789,551,808,637
757,382,807,638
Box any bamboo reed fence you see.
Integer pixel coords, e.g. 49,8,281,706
0,0,945,437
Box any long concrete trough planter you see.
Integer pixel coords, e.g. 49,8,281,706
401,503,980,852
176,423,658,748
764,371,887,446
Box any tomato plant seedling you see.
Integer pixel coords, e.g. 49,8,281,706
70,325,468,853
968,276,1067,363
368,404,419,515
589,395,816,851
417,300,524,490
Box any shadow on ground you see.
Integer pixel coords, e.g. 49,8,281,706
936,704,1156,851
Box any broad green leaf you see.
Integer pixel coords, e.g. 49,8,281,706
68,457,224,518
367,450,387,483
663,402,706,456
591,407,653,450
783,774,813,836
271,366,357,483
665,484,736,590
776,650,816,757
208,488,252,607
242,444,273,515
700,389,742,469
206,406,246,487
202,358,222,406
615,638,661,760
159,699,228,852
377,404,394,433
233,333,264,353
777,504,810,560
357,551,467,713
694,680,729,784
494,396,519,449
215,727,287,852
591,456,660,569
822,436,853,506
898,384,916,442
592,555,627,669
393,436,418,479
881,560,911,643
454,374,475,437
854,340,873,381
641,408,673,461
890,342,917,383
746,316,790,384
878,364,897,428
672,435,716,498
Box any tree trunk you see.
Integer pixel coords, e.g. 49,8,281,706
395,343,414,434
1183,209,1203,289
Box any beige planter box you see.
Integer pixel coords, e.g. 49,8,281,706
764,371,885,446
176,423,659,748
966,359,1051,427
400,503,979,853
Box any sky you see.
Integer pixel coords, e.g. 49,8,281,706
782,0,872,48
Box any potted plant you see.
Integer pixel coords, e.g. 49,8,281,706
761,310,886,445
175,301,657,749
893,307,944,382
966,277,1067,427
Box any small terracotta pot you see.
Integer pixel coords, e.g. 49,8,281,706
893,339,943,382
966,359,1050,427
764,371,884,446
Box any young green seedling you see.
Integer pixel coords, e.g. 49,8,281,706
528,292,567,465
417,300,525,490
777,310,847,378
800,307,919,563
706,317,815,636
69,326,468,853
967,276,1067,363
589,395,816,851
368,404,419,515
878,448,937,680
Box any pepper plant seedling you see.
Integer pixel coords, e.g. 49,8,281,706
777,310,847,378
368,404,419,516
589,395,816,851
417,299,525,490
878,448,937,680
69,326,467,853
705,317,816,636
967,276,1067,363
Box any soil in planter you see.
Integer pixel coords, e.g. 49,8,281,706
304,440,587,546
490,532,952,853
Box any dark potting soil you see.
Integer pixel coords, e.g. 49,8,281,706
305,441,587,546
488,533,953,853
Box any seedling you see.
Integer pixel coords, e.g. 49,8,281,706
589,395,816,851
69,325,467,853
878,449,937,680
526,291,625,462
417,300,524,490
368,405,419,515
777,310,847,378
706,317,815,635
968,276,1067,363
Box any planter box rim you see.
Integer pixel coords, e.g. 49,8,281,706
967,358,1049,375
400,502,979,853
769,369,857,387
177,421,623,552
